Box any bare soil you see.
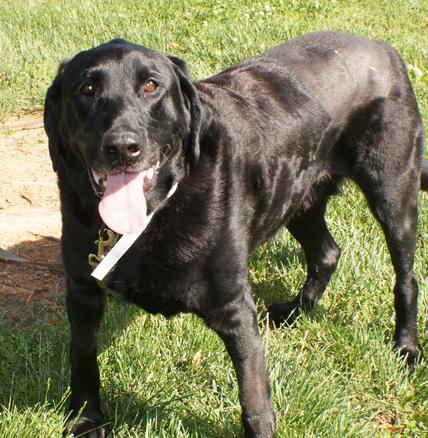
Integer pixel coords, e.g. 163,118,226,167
0,113,64,322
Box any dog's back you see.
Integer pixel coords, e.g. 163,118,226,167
265,31,425,190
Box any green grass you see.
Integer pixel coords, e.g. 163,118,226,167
0,0,427,437
0,0,427,122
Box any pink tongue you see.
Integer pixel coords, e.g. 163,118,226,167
98,172,148,235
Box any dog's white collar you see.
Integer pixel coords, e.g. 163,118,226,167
91,182,178,282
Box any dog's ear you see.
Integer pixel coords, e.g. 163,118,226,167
168,55,190,77
169,56,201,167
44,61,68,172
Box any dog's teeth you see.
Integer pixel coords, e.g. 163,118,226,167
146,167,155,181
91,170,104,185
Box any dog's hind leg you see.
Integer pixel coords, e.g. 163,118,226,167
353,172,421,364
268,186,341,325
345,90,423,364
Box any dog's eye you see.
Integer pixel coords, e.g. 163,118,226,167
80,83,95,96
143,80,158,93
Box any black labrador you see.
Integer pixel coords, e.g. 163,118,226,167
44,31,427,437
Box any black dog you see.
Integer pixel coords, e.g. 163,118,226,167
44,31,427,437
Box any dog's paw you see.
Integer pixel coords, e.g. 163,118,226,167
393,330,422,367
64,416,106,438
395,340,422,368
267,301,301,327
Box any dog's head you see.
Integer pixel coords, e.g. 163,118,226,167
44,39,201,234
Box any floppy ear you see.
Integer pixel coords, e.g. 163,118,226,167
44,61,68,172
169,56,202,166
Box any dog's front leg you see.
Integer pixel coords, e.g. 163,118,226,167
205,292,275,438
64,278,107,438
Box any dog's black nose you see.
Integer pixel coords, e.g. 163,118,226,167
102,132,142,163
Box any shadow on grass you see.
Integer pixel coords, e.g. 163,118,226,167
250,236,307,305
0,238,134,400
104,388,242,437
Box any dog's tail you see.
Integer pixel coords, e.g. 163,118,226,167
421,158,428,191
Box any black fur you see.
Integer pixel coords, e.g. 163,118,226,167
44,32,427,438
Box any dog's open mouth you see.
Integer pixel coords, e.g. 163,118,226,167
89,164,158,235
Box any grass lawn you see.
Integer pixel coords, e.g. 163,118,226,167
0,0,427,437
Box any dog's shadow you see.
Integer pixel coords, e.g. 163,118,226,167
104,386,241,437
0,238,134,425
250,236,307,305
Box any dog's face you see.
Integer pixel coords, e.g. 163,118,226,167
45,39,201,234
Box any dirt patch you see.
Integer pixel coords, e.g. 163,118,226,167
0,113,64,322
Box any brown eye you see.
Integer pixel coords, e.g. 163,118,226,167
80,83,95,96
143,80,158,93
